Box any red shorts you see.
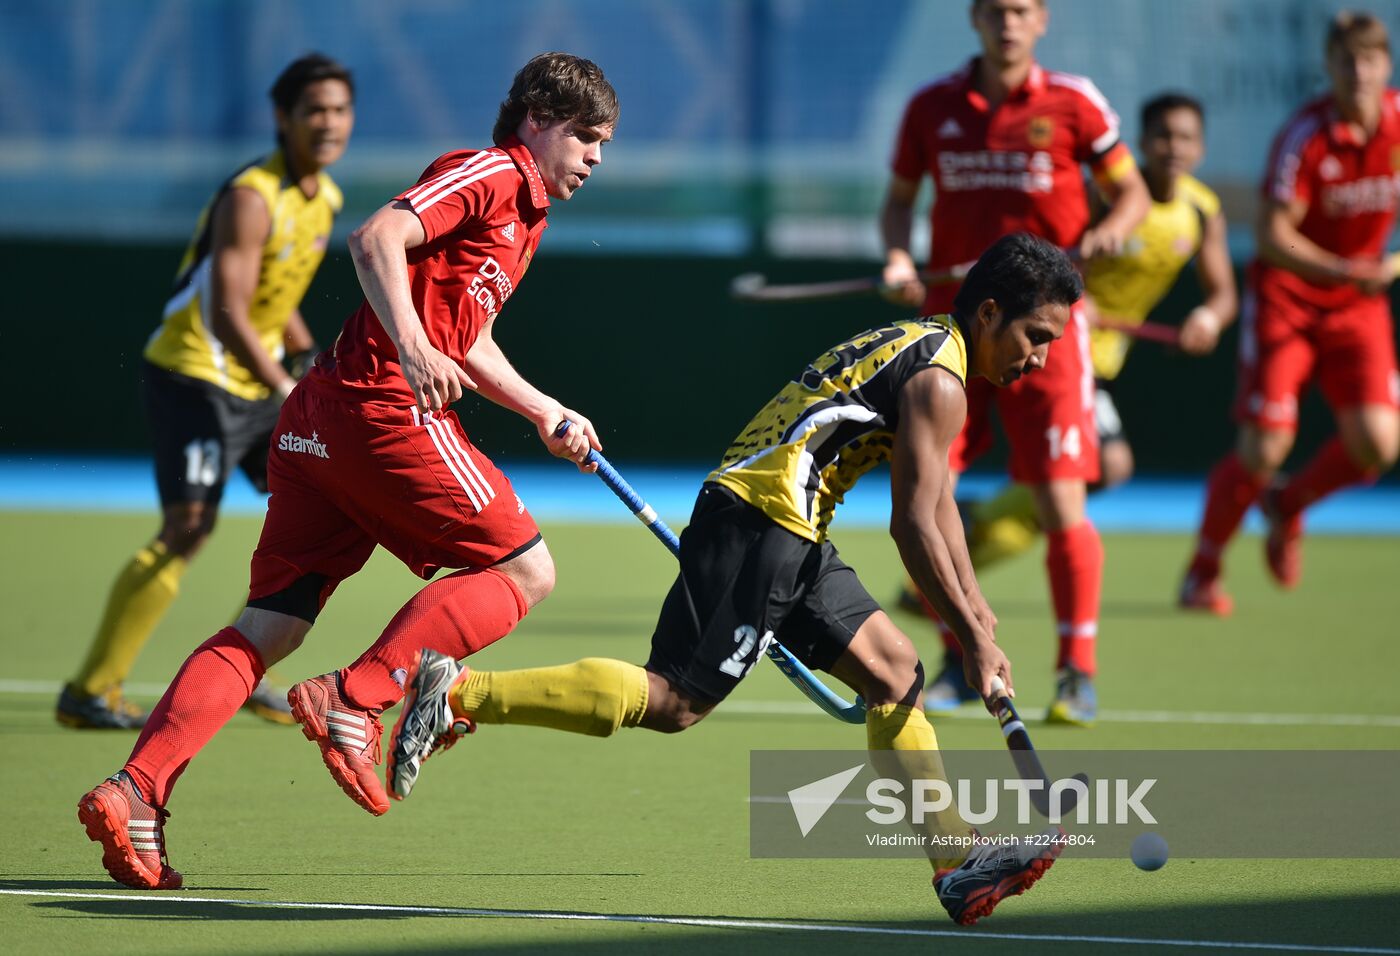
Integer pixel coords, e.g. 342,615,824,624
946,302,1100,483
1235,280,1400,430
247,382,541,609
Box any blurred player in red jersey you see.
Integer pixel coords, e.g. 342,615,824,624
879,0,1149,725
1180,11,1400,614
77,53,617,890
901,93,1237,616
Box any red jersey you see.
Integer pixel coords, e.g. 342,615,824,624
1256,90,1400,309
891,59,1132,282
316,136,550,404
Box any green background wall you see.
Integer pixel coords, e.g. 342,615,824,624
4,240,1389,472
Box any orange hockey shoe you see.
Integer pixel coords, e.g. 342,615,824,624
1178,571,1234,616
1260,486,1303,589
288,672,390,815
78,771,182,890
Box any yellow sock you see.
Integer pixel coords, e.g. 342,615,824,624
968,483,1041,569
453,658,648,737
73,541,187,697
866,703,973,871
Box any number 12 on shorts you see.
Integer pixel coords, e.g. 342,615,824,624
1046,424,1081,461
719,625,775,679
183,439,221,486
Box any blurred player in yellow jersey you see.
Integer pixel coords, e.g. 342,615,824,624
912,93,1238,717
57,54,355,729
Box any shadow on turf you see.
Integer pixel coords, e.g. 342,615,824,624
23,889,1399,953
1,878,265,893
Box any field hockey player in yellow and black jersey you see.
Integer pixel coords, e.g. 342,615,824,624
57,54,355,729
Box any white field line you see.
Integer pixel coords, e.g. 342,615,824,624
0,889,1395,953
5,679,1400,729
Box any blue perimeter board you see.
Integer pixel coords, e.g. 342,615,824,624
2,455,1397,534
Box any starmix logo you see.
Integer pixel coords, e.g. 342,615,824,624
278,430,330,459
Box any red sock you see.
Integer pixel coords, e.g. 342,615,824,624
341,567,528,711
915,591,962,658
1190,453,1268,579
1047,520,1103,676
123,627,265,807
1277,437,1378,516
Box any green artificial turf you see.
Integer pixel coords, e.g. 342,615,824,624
2,511,1397,954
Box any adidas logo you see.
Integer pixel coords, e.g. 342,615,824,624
127,819,162,852
938,117,964,139
326,707,368,748
500,222,517,242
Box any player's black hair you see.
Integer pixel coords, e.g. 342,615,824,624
493,52,619,145
1141,92,1204,134
269,53,355,115
953,233,1083,323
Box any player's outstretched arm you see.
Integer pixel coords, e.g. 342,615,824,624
1180,209,1238,356
208,187,299,399
349,201,474,414
879,174,926,307
890,368,1011,700
934,472,998,637
1080,159,1150,260
461,315,599,471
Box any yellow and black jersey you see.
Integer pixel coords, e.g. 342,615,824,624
1085,173,1220,380
707,316,968,542
144,149,341,401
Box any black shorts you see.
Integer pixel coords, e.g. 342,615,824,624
142,361,282,507
1093,380,1126,445
646,484,881,704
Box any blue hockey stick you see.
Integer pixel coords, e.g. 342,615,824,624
556,423,866,724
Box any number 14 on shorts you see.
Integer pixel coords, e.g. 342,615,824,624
1046,425,1082,461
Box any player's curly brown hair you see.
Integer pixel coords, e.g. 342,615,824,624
493,52,619,146
1327,10,1390,57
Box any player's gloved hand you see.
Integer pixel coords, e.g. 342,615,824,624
963,637,1013,713
288,346,319,380
542,409,600,474
879,257,925,307
402,337,477,414
1177,306,1222,356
